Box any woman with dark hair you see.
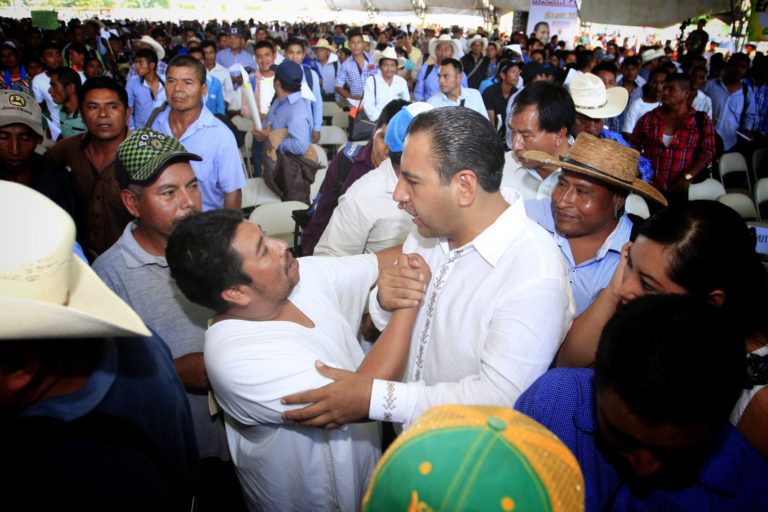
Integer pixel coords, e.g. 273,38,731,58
557,200,768,457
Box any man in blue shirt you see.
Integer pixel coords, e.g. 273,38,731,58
126,48,166,129
284,37,322,144
516,294,768,512
188,46,226,116
216,28,257,89
414,35,468,101
426,58,488,119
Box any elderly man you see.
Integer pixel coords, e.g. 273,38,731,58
312,38,339,101
426,58,488,119
503,81,575,199
524,133,667,315
150,55,245,210
414,34,468,101
283,107,572,429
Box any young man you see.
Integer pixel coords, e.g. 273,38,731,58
48,66,86,139
284,37,322,143
151,55,245,210
516,294,768,511
413,34,467,101
188,46,226,116
31,41,64,139
335,30,377,108
200,41,235,108
482,59,521,135
125,48,166,129
702,53,756,153
426,58,488,119
622,68,667,139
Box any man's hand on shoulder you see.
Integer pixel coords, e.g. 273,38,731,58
377,253,431,311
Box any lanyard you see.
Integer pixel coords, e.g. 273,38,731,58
3,66,27,90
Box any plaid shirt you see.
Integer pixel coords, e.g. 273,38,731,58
747,78,768,136
632,107,715,192
335,52,376,97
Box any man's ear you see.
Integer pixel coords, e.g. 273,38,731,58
120,188,141,218
453,170,478,207
221,285,251,308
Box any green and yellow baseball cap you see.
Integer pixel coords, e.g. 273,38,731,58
116,128,201,189
363,405,584,512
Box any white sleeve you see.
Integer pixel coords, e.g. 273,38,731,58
314,193,373,257
622,101,641,134
362,75,381,121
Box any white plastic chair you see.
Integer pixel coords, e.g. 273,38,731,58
755,178,768,221
719,152,751,192
322,101,343,118
248,201,309,248
688,178,726,201
311,167,327,204
241,177,282,209
718,193,758,221
319,125,348,152
312,143,329,168
753,148,768,181
332,110,350,129
230,114,254,133
625,193,650,219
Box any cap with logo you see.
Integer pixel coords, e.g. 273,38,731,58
115,128,201,189
0,90,44,137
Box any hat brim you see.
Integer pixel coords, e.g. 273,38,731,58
429,38,461,59
139,37,165,61
0,257,150,339
523,150,668,206
375,54,407,69
574,86,628,119
468,37,488,53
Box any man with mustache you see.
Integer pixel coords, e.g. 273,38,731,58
93,128,236,509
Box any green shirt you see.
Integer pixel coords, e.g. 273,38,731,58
58,105,86,140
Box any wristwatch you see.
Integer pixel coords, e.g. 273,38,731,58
684,173,694,181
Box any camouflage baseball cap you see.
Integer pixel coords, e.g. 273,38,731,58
116,128,201,189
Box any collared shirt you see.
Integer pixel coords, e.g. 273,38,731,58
216,48,257,81
315,158,412,256
45,133,133,257
205,256,381,511
702,78,757,151
152,105,245,210
300,66,323,132
126,75,166,129
747,77,768,136
515,368,768,512
692,89,713,118
632,107,716,192
501,151,561,200
413,62,468,101
31,71,61,140
367,189,574,426
93,222,229,460
317,58,339,97
204,73,225,116
208,62,235,106
362,73,410,122
266,90,312,156
335,52,377,102
525,199,632,315
57,104,87,140
126,60,168,82
427,86,489,119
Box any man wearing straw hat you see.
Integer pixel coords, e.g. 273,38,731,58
0,181,198,509
312,38,340,102
524,133,667,315
362,47,410,122
413,34,467,101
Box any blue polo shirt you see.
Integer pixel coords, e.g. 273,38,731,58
267,90,311,156
515,368,768,512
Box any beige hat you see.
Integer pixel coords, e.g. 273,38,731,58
641,48,665,64
0,90,44,137
312,38,335,51
373,47,406,69
428,34,461,59
467,34,489,53
139,35,165,61
568,73,629,119
0,182,150,339
523,133,667,206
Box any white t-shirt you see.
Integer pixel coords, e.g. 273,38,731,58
692,89,714,118
205,255,380,511
31,72,60,140
622,97,659,135
258,75,275,116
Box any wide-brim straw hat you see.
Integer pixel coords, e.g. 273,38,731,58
467,34,489,53
428,34,461,59
312,38,335,51
523,133,667,206
139,35,165,61
569,73,628,119
374,47,406,69
641,48,665,64
0,182,150,339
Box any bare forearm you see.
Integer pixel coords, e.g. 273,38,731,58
556,287,620,367
173,352,209,393
357,308,419,380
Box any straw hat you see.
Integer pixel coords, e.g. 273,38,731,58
0,182,150,339
467,34,488,53
373,46,406,69
138,35,165,61
641,48,665,64
568,73,629,119
524,133,668,206
428,34,461,59
312,38,335,51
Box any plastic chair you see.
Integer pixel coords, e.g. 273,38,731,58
323,101,343,118
753,148,768,181
230,115,254,134
718,193,758,221
312,143,329,168
311,167,327,204
241,177,282,209
719,152,751,192
688,178,726,201
319,125,348,148
756,178,768,222
248,200,309,248
332,110,350,129
239,130,254,177
625,193,650,219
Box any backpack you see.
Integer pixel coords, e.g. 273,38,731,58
302,65,314,90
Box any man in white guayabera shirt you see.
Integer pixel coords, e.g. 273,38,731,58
283,107,574,429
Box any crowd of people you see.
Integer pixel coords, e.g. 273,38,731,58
2,12,768,511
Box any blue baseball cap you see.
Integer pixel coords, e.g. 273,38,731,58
384,102,433,153
275,60,303,90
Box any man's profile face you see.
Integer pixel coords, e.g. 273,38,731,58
125,162,201,238
437,65,461,96
501,65,521,88
81,88,130,141
595,387,716,492
550,171,623,239
0,123,42,172
255,47,275,73
372,124,389,167
508,105,563,169
48,74,69,104
166,65,206,113
434,42,454,63
393,130,454,240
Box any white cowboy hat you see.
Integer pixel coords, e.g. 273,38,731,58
374,47,406,69
568,73,629,119
467,34,489,53
139,35,165,61
428,34,461,60
0,182,150,339
312,38,335,51
641,48,665,64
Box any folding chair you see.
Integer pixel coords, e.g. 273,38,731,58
755,178,768,222
311,167,327,204
719,152,751,192
312,143,329,168
718,193,758,221
248,200,309,249
625,193,650,219
318,125,348,161
241,177,282,209
688,178,726,201
332,110,350,129
753,148,768,181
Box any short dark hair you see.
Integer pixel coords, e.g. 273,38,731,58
512,81,575,136
575,49,595,70
622,56,641,69
592,61,618,77
377,98,409,130
665,72,692,90
439,57,462,74
66,42,88,57
285,37,306,52
78,76,129,109
38,41,62,54
728,52,750,67
168,54,206,85
166,209,252,313
347,29,363,41
594,294,745,427
188,46,204,58
200,40,217,52
406,108,504,193
49,66,82,94
253,40,275,53
135,48,158,65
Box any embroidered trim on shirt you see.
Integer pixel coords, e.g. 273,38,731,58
382,381,397,422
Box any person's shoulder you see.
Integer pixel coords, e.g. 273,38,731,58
92,238,125,276
46,134,85,160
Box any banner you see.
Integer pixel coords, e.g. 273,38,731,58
748,0,768,41
526,0,580,48
30,11,59,31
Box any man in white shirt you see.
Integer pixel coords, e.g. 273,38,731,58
283,107,573,428
201,41,235,108
503,81,575,200
362,47,410,122
166,209,427,510
31,41,63,140
427,58,488,119
622,68,667,138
